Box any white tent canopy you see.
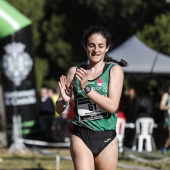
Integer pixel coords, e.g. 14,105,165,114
108,35,170,74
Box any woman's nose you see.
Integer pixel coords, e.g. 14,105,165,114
93,46,99,52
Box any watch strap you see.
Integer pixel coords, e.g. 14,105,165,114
62,100,70,108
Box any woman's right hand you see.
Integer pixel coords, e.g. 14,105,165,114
58,75,74,102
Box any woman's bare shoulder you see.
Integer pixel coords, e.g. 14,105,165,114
66,66,77,84
110,64,124,75
67,66,77,76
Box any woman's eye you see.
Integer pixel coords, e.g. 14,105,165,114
88,44,104,48
88,44,94,48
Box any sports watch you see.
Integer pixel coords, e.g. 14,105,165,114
84,85,91,94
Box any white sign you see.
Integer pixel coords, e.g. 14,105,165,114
2,42,33,87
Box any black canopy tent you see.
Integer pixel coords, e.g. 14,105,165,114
107,35,170,93
108,35,170,74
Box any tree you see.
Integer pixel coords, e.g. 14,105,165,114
137,12,170,56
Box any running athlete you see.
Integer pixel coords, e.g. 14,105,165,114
160,86,170,155
56,25,127,170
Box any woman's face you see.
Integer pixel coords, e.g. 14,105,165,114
84,33,110,63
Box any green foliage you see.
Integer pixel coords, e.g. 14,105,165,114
42,14,72,69
137,13,170,55
34,57,49,90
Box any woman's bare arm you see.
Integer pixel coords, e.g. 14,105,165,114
160,93,170,111
55,67,76,114
86,65,124,114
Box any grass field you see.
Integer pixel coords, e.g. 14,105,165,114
1,143,170,170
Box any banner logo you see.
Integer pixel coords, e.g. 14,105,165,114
2,42,33,86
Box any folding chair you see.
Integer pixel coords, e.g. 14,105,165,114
133,117,154,152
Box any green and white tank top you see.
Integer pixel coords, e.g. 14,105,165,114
72,63,118,131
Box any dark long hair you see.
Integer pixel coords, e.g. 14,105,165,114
104,54,128,67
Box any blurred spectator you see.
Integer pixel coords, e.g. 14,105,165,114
118,89,127,121
52,96,75,142
52,107,70,142
47,87,66,141
125,87,138,123
160,86,170,155
151,87,163,150
124,87,138,148
151,87,162,123
48,87,59,118
48,87,59,106
38,86,55,141
138,89,152,118
135,105,148,119
52,97,75,142
118,110,126,122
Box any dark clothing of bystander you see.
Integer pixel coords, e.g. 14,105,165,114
38,95,55,141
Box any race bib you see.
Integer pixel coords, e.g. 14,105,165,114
77,98,108,121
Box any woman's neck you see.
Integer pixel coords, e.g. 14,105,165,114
88,61,105,72
87,62,105,80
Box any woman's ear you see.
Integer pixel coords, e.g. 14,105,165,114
105,45,110,52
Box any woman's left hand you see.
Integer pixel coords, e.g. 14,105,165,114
75,68,88,90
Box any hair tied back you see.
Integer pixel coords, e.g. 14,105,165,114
104,55,128,67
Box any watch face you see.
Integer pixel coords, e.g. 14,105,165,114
85,85,91,93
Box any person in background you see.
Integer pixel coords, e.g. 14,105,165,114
56,25,127,170
38,86,55,141
138,89,152,118
48,87,61,141
125,87,138,123
118,88,127,121
124,87,138,148
48,87,59,108
160,86,170,155
48,87,59,118
67,97,75,139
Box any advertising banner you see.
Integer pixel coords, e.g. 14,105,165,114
0,0,38,146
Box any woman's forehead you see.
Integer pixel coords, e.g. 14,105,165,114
87,34,106,42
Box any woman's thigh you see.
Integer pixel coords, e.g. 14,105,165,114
94,137,118,170
70,135,95,170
